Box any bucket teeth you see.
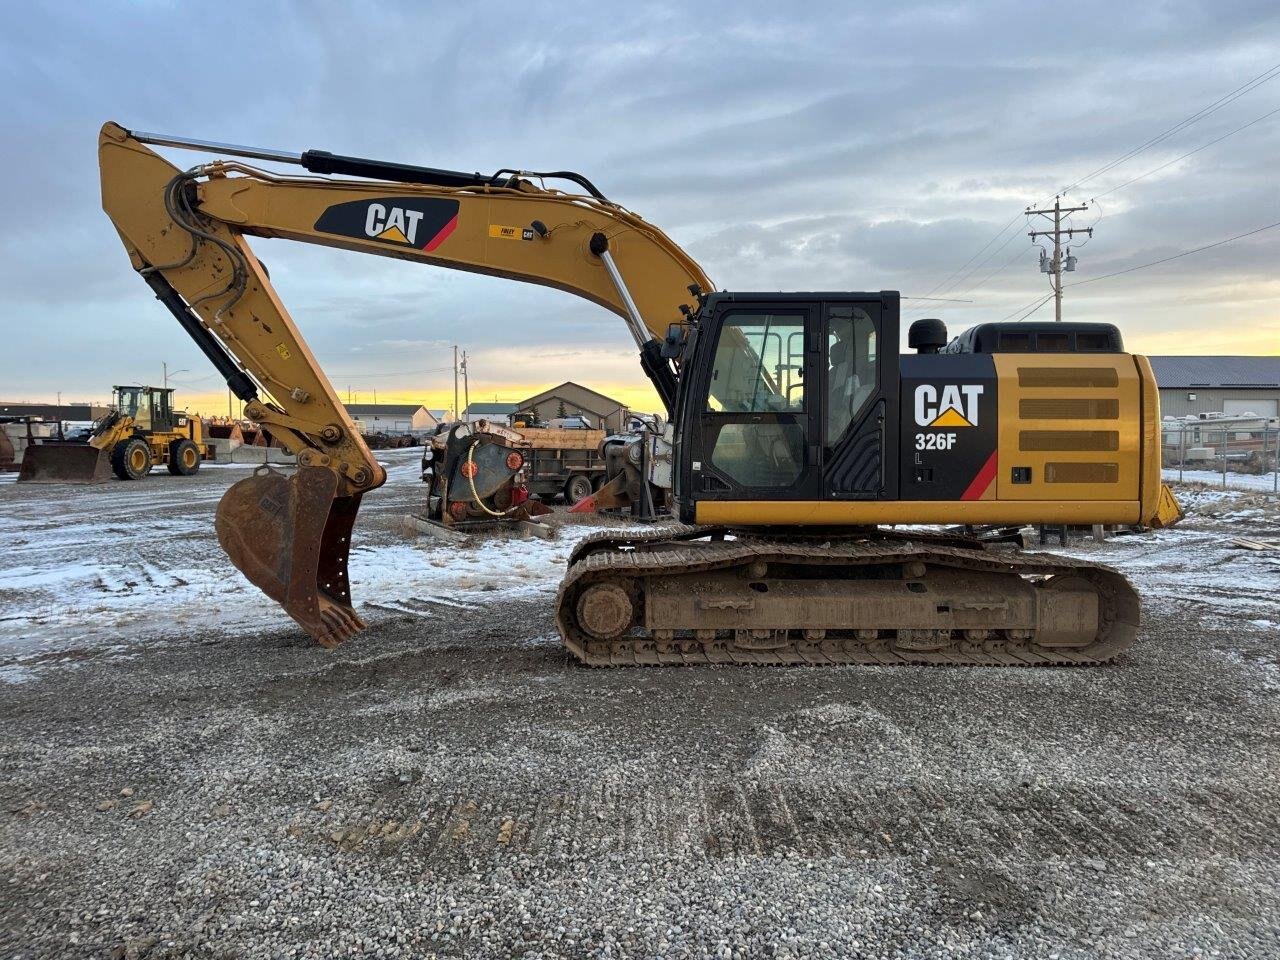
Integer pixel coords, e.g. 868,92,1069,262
317,604,367,648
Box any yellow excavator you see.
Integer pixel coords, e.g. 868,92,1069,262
98,122,1181,664
18,384,205,483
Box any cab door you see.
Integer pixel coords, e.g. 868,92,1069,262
133,390,153,431
819,298,899,500
685,303,822,502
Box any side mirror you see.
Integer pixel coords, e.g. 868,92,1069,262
661,323,687,360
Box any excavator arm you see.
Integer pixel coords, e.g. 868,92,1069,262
98,122,711,646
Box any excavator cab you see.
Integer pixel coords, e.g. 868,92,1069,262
673,292,899,523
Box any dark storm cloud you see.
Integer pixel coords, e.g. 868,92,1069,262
0,0,1277,402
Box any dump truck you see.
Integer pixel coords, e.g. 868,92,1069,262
511,425,609,505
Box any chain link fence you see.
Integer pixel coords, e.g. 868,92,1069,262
1162,415,1280,495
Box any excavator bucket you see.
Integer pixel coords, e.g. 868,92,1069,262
214,464,366,647
17,443,113,484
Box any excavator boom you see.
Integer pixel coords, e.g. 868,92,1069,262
99,123,709,647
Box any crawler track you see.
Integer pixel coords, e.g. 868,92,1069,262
556,527,1139,667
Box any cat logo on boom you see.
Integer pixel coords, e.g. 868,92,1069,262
914,384,984,428
365,204,425,244
313,196,460,251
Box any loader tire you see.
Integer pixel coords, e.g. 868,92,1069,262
167,438,201,476
564,474,594,505
112,437,151,480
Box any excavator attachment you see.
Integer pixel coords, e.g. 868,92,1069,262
17,443,113,485
568,472,630,514
214,465,366,647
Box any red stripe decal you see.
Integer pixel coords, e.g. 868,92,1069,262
960,450,998,501
422,214,458,252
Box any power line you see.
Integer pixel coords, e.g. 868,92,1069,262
988,219,1280,323
1068,219,1280,287
994,291,1054,323
914,240,1036,317
918,63,1280,322
917,211,1024,300
1094,104,1280,198
1057,61,1280,196
964,242,1035,295
907,219,1029,320
1015,295,1054,322
940,225,1026,298
325,365,456,379
940,228,1030,303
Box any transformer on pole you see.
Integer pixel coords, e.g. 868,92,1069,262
1026,196,1093,321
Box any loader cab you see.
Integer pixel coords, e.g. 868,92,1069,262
672,292,900,523
113,386,176,433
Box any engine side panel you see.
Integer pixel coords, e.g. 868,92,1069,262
992,354,1141,503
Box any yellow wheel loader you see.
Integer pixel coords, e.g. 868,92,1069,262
97,123,1183,662
19,385,206,484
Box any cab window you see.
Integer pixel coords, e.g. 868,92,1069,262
826,307,876,442
705,313,805,413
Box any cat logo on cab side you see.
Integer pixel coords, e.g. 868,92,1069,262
914,384,984,428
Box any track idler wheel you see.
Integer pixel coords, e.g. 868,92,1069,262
215,464,365,647
574,581,635,640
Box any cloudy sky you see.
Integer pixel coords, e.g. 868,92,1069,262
2,1,1277,415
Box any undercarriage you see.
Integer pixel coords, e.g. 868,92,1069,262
557,527,1139,667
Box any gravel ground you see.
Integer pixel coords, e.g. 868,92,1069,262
1,457,1278,959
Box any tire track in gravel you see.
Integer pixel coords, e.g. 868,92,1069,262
280,775,1280,876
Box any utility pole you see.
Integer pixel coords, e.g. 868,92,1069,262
460,351,470,416
452,344,460,421
163,361,168,389
1026,196,1092,321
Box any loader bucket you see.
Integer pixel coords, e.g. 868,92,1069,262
17,443,113,484
214,464,366,647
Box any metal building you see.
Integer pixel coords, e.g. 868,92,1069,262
345,403,439,437
1148,356,1280,419
0,402,110,422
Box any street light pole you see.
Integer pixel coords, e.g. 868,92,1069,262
162,363,189,389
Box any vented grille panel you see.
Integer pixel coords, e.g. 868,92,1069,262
1018,367,1119,388
1019,430,1119,451
1019,398,1120,419
1045,462,1119,483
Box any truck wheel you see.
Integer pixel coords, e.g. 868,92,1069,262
111,437,152,480
167,438,201,475
564,474,594,505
